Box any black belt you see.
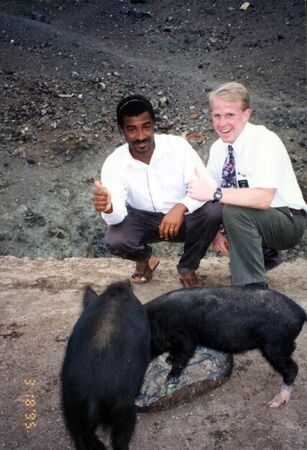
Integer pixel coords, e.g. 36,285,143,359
289,208,306,217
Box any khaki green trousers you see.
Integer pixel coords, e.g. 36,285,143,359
223,206,307,286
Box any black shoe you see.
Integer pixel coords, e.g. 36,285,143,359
263,248,282,271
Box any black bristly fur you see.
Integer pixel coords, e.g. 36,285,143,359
61,280,151,450
145,286,306,386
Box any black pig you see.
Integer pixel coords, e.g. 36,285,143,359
145,286,306,408
61,280,151,450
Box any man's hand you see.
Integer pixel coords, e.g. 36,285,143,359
92,181,113,213
188,167,215,201
212,231,229,253
159,203,187,240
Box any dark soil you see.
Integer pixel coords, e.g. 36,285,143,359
0,1,306,450
0,0,306,259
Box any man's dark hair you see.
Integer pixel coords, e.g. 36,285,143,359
116,94,155,128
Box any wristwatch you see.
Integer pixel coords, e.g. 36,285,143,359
213,187,222,203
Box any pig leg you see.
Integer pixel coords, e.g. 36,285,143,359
166,334,197,382
63,401,106,450
261,341,298,408
70,424,106,450
110,405,136,450
268,384,293,408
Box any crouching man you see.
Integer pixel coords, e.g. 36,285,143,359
93,94,222,287
188,82,307,288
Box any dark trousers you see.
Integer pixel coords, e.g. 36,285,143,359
223,205,307,285
105,202,222,273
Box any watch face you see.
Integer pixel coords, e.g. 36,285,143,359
214,188,222,201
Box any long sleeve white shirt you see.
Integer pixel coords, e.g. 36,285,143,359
207,122,306,210
100,134,216,225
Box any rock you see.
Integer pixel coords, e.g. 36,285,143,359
136,347,233,412
48,227,66,239
158,96,169,107
30,12,46,23
23,209,46,228
128,7,152,19
182,130,206,145
240,2,250,11
26,157,37,165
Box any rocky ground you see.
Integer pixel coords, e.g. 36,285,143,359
0,0,306,259
0,1,306,449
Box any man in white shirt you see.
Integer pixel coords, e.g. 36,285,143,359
93,94,222,287
188,82,306,288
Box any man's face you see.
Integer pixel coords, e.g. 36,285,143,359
211,97,251,144
121,111,155,158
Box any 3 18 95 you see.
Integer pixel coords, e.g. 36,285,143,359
24,379,37,430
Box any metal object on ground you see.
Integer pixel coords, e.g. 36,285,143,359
136,347,233,412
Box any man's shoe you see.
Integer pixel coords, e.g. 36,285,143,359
132,256,160,283
178,271,203,288
263,248,283,271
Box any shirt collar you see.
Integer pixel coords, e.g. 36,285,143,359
122,134,171,168
227,122,251,156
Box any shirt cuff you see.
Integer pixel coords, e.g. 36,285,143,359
100,206,127,225
180,196,206,214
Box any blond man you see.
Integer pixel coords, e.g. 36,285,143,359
188,82,306,288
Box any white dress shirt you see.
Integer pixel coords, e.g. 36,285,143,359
100,134,215,225
207,122,306,210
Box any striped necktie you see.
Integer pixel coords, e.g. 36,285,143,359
221,145,237,188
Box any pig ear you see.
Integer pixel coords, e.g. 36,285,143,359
83,286,98,308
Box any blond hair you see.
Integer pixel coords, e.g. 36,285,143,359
209,82,250,111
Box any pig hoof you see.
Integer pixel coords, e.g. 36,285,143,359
268,391,291,408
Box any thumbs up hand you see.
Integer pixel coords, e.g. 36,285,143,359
92,181,113,213
187,167,215,201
